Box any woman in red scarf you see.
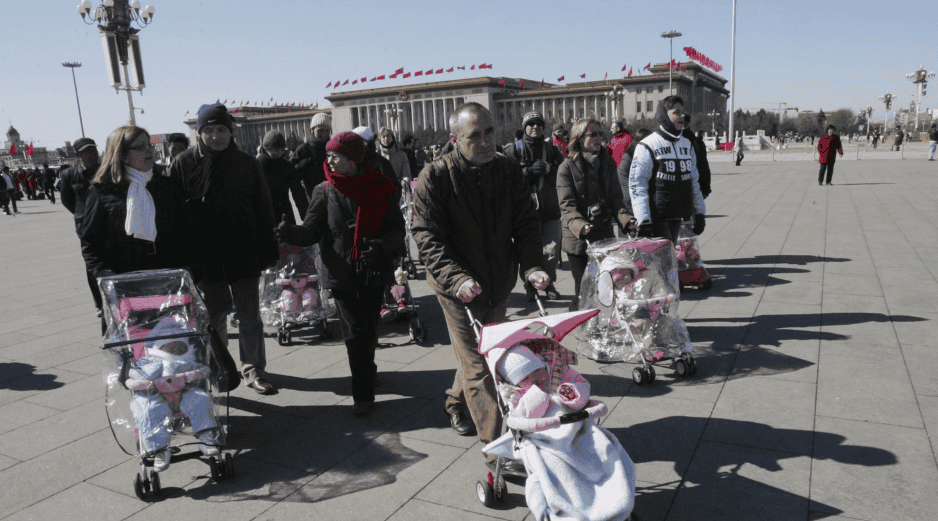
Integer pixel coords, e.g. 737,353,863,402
276,131,405,416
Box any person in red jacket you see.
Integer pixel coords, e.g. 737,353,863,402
817,124,843,186
551,123,568,158
606,120,633,166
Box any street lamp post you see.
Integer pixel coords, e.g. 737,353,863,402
62,62,86,138
879,93,893,132
604,86,624,124
384,105,402,134
728,0,737,147
707,110,721,135
905,65,935,132
661,30,682,95
75,0,156,125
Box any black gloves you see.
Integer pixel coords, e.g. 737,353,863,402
361,238,382,265
274,214,306,245
693,214,706,235
531,160,548,177
637,221,654,238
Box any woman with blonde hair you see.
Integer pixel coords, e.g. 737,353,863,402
79,125,190,283
557,119,634,310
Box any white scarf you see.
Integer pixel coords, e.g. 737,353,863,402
124,166,157,242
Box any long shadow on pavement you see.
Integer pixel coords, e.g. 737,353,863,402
0,362,65,390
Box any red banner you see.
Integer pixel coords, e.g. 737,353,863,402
683,46,722,72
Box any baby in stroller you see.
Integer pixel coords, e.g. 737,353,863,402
675,223,712,290
479,310,636,521
260,244,329,345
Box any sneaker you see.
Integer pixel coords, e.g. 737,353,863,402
153,448,171,472
397,301,409,314
198,431,220,457
379,306,394,319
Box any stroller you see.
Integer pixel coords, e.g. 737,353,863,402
574,237,697,385
400,179,419,280
472,308,637,520
99,269,236,501
260,244,331,346
676,223,712,291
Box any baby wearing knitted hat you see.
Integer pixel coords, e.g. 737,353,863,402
495,343,590,418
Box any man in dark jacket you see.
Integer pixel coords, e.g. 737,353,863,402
817,124,843,186
41,163,56,204
515,111,563,300
412,103,548,473
0,166,13,215
257,130,308,224
170,104,279,395
402,135,420,175
682,115,711,198
60,137,102,310
290,113,331,200
928,124,937,161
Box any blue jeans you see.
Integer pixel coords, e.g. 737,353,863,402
929,141,936,160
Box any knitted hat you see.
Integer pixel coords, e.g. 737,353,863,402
196,103,233,133
310,113,332,130
74,137,97,153
325,131,366,166
522,111,545,129
495,344,546,385
262,130,286,149
168,133,189,146
352,126,375,142
552,123,565,133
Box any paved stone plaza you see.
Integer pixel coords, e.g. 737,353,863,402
2,156,938,520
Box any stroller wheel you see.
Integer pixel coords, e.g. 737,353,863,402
632,367,647,385
133,472,146,500
149,469,161,494
409,318,426,344
494,474,507,501
318,320,330,340
407,263,417,279
209,456,220,481
702,279,713,290
225,453,236,477
476,479,494,506
688,357,698,375
647,365,656,383
675,359,690,378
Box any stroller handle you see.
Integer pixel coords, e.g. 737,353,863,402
464,305,483,342
505,399,607,433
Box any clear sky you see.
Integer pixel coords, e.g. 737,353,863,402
2,0,936,148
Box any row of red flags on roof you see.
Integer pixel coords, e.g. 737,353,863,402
325,64,493,88
683,47,722,72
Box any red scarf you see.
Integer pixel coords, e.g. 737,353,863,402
324,160,397,261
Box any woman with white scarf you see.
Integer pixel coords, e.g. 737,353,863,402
79,126,190,295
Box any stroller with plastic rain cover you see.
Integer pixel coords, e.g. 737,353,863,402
259,243,331,346
573,237,697,385
676,222,712,291
473,308,637,520
100,269,236,500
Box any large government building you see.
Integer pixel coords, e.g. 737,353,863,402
185,62,728,152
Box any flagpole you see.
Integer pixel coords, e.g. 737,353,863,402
728,0,737,147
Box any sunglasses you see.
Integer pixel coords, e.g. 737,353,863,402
127,142,154,151
584,131,603,138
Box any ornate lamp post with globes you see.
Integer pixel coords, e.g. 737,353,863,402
604,86,624,124
75,0,156,125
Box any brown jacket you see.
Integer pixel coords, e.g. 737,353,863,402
557,150,632,255
412,150,544,306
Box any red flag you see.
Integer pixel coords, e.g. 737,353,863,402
557,75,564,82
370,77,376,81
352,79,358,84
497,80,506,86
579,73,586,78
403,72,411,78
604,72,608,79
458,66,465,70
435,68,443,74
447,67,454,73
415,71,423,76
426,69,433,75
390,74,397,79
334,82,340,89
540,78,544,87
519,80,525,88
26,143,33,156
326,81,332,88
622,64,626,71
232,108,239,114
9,144,15,155
342,80,349,85
377,75,386,80
470,65,476,70
361,77,367,83
482,63,492,69
644,62,651,70
394,67,404,75
628,67,633,77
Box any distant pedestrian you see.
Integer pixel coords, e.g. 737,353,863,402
166,133,190,165
171,103,280,395
401,135,421,175
41,163,56,204
616,128,650,206
377,128,412,184
683,115,711,199
735,137,744,166
872,132,879,149
552,123,568,158
290,113,332,200
60,137,102,310
928,124,937,161
0,166,15,215
606,120,633,167
893,126,904,151
817,124,843,186
257,130,309,225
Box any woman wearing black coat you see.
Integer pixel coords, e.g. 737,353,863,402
557,119,634,310
79,125,189,281
276,132,405,417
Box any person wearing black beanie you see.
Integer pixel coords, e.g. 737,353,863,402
171,103,280,395
257,130,308,225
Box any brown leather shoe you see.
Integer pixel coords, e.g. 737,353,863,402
248,378,276,395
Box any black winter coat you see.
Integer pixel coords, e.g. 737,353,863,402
170,144,278,283
256,150,309,225
683,130,712,197
290,181,405,290
60,162,99,228
557,150,632,255
79,174,190,279
412,150,544,306
514,134,563,222
290,139,328,199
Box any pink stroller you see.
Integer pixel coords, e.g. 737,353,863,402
471,308,637,520
100,269,235,501
261,244,330,345
676,223,712,291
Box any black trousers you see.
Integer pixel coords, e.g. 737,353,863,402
332,284,384,404
818,162,835,184
568,253,590,310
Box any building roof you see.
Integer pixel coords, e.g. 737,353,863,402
7,125,19,138
325,76,544,102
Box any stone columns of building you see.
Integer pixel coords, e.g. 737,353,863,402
431,99,438,131
410,102,417,132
